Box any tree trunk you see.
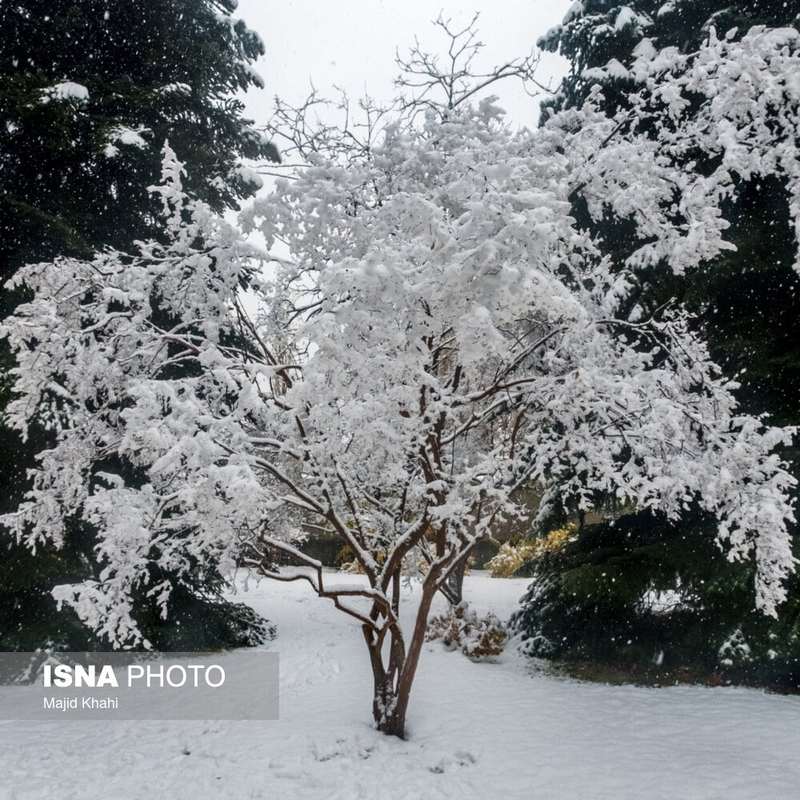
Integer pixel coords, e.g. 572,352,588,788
374,700,406,737
369,653,409,738
439,558,466,606
367,570,440,738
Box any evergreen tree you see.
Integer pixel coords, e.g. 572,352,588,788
1,0,277,273
540,0,800,121
0,0,278,649
514,1,800,685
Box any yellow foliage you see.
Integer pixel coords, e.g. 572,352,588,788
487,523,576,578
337,545,434,576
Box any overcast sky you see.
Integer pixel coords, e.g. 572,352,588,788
235,0,572,130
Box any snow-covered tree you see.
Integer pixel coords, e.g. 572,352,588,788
0,0,280,651
3,25,799,737
1,0,277,276
517,5,800,681
538,0,800,120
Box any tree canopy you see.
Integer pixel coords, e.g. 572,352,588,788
3,22,800,733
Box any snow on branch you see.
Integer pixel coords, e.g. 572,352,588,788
2,18,799,735
557,26,800,274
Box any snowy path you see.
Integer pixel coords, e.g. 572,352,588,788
1,572,799,799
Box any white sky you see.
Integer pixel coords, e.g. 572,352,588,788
236,0,572,130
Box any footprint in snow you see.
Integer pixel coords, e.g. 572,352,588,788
429,750,477,774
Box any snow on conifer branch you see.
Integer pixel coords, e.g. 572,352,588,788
555,25,800,274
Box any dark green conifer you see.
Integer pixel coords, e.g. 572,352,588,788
514,1,800,685
0,0,278,649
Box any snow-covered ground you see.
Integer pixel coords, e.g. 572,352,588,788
2,572,799,800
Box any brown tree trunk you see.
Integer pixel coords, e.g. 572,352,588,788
439,558,466,606
375,702,407,737
368,570,440,738
369,648,408,737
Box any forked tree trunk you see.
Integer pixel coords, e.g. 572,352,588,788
365,569,440,738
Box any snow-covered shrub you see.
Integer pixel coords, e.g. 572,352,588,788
717,629,753,669
487,542,539,578
426,604,508,659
